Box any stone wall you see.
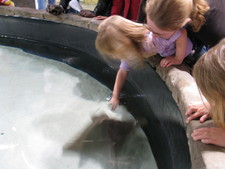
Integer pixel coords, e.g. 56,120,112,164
0,6,225,169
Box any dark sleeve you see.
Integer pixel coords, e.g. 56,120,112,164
187,0,225,47
137,0,147,23
59,0,71,10
94,0,112,16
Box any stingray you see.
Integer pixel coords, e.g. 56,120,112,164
63,113,149,168
64,114,138,151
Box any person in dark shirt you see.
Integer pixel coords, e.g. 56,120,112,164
79,0,112,18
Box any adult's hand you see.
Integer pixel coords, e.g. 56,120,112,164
80,10,96,18
192,127,225,147
185,101,211,123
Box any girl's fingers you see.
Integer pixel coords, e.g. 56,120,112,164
185,105,197,115
199,114,209,123
186,111,201,123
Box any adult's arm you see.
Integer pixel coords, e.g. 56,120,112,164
94,0,112,16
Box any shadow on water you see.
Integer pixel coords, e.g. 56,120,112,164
63,117,154,169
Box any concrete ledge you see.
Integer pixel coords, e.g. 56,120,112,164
0,6,101,31
1,6,225,169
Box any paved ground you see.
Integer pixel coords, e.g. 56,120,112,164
80,1,96,10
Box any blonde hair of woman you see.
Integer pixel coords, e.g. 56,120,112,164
146,0,209,32
193,38,225,128
95,15,156,68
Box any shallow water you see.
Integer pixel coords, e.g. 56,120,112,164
0,45,157,169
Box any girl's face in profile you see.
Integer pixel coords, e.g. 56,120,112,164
146,17,176,40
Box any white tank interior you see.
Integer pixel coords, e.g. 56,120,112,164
0,45,157,169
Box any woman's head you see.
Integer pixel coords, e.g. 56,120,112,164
193,39,225,128
146,0,209,32
95,15,155,67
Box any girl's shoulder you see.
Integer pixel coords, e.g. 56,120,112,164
168,30,183,42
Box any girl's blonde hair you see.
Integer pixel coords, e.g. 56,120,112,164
95,15,156,68
146,0,209,32
193,39,225,128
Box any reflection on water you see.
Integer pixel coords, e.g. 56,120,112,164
0,45,158,169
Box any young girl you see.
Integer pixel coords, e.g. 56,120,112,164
191,38,225,147
95,15,193,110
145,0,225,66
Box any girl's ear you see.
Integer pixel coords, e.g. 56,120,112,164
183,18,192,26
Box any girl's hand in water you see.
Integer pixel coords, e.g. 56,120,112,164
185,102,211,123
109,96,119,111
192,127,225,147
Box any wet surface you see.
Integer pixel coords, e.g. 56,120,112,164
0,45,157,169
